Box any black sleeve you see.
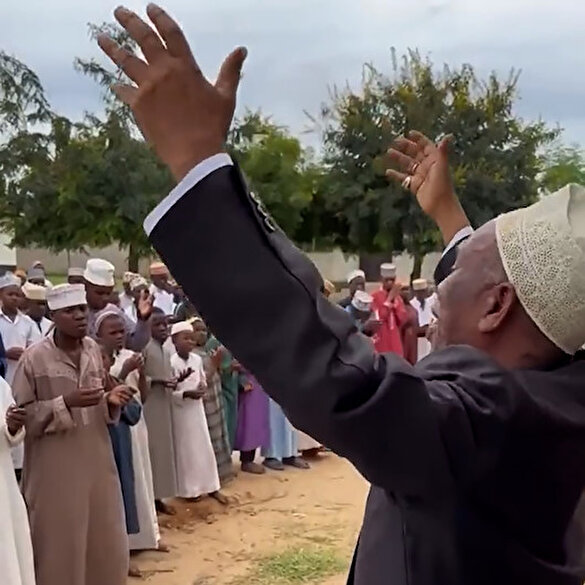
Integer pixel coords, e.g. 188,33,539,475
433,236,470,285
147,164,513,499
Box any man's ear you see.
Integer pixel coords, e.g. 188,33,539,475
477,282,516,333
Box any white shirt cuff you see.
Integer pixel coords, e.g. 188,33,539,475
442,225,473,258
143,153,233,236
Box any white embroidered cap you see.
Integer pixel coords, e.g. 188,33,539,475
95,304,124,332
380,263,397,279
67,267,85,277
412,278,428,291
84,258,115,287
46,284,87,311
129,275,148,291
22,281,47,301
346,269,365,284
351,290,373,312
0,272,22,289
171,321,193,336
496,183,585,354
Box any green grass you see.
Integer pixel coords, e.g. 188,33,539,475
233,546,346,585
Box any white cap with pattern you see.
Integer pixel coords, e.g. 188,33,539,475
351,290,373,312
46,284,87,311
84,258,115,287
0,272,22,289
496,183,585,354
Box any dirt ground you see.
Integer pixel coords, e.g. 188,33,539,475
131,455,368,584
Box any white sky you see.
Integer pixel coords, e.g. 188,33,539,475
2,0,585,149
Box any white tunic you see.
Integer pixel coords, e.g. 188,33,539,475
110,349,160,551
410,297,435,361
0,310,42,469
150,285,175,316
0,378,36,585
170,352,220,498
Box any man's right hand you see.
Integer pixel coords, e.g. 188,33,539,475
65,388,104,409
385,131,470,245
97,4,247,182
6,347,25,361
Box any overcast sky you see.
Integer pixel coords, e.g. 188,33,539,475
2,0,584,149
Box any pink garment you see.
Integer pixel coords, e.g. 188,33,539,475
371,289,407,357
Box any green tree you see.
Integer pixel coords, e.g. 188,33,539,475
317,50,558,278
540,143,585,193
228,111,318,240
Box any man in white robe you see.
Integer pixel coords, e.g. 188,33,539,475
0,376,35,585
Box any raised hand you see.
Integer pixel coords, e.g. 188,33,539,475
137,290,154,321
97,4,247,181
107,385,136,407
65,387,104,409
6,404,26,435
385,131,469,244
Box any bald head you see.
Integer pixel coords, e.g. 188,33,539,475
435,221,563,369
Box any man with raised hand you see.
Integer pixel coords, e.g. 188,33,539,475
98,7,585,584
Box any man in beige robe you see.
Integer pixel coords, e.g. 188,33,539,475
11,284,133,585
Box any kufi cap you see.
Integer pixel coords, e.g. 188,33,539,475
0,272,22,289
171,321,193,336
95,304,124,332
123,271,136,284
84,258,115,287
46,284,87,311
351,290,373,312
323,280,336,295
27,266,45,281
129,275,148,291
412,278,428,291
68,267,85,277
380,263,396,279
496,183,585,354
149,262,169,277
346,269,365,284
22,282,46,301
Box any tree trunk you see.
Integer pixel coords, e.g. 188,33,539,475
128,243,140,273
411,252,423,282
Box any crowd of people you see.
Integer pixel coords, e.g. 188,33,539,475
0,254,434,585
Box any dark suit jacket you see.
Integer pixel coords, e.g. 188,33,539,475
149,163,585,585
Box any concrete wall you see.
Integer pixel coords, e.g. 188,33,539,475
14,244,442,283
16,244,152,276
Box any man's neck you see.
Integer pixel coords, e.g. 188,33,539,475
177,350,190,360
54,329,82,352
2,307,19,320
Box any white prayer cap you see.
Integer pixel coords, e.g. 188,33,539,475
68,267,85,277
171,321,193,336
22,282,47,301
351,290,373,312
129,274,148,291
122,271,136,284
380,263,397,279
95,304,124,332
346,269,365,284
46,284,87,311
84,258,115,287
412,278,428,291
496,183,585,354
0,272,22,290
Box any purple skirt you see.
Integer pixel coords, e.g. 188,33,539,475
233,375,270,452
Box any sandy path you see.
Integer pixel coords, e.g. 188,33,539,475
131,455,368,584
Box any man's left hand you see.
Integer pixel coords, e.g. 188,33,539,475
6,404,26,436
137,290,154,320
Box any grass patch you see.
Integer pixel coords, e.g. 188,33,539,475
234,545,346,585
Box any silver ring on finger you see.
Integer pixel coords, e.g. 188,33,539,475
409,161,419,174
401,176,412,190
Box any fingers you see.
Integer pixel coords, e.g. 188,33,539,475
114,6,166,63
146,3,197,64
97,35,148,84
385,168,409,185
215,47,247,98
392,137,420,160
387,148,419,175
112,83,138,106
408,130,435,151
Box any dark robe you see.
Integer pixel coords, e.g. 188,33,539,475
401,303,418,365
108,397,142,535
146,161,585,585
